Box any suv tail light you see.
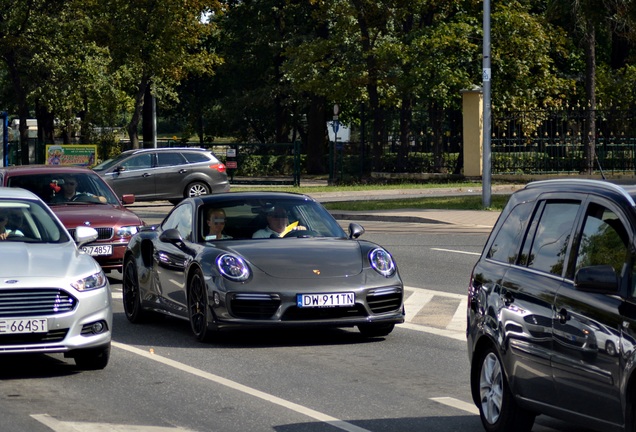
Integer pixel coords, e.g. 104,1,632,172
210,163,226,173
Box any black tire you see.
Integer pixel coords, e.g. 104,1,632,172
476,348,535,432
122,257,147,323
188,268,215,342
73,344,111,370
186,182,210,198
358,323,395,337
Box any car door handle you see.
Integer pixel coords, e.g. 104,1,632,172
557,308,569,324
142,173,151,177
179,169,187,174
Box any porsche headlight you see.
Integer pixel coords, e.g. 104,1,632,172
71,271,108,291
217,254,250,281
369,248,396,277
117,225,140,238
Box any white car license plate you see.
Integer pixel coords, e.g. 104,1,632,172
0,318,48,334
82,245,112,256
297,292,355,308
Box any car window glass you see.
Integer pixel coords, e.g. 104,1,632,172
487,201,533,263
121,154,152,170
183,152,213,164
575,203,628,276
0,200,68,243
162,204,193,241
527,201,579,276
157,152,187,167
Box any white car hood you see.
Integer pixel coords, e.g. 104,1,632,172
0,242,100,279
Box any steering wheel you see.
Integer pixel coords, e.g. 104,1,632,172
71,194,101,203
283,229,317,238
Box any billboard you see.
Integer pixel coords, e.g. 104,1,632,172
46,145,97,166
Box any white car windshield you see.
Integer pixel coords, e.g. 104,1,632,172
0,200,70,243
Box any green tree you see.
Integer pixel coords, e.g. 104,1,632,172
95,0,221,149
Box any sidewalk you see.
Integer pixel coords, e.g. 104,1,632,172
236,183,517,229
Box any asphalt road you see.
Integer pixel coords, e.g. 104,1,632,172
0,198,587,432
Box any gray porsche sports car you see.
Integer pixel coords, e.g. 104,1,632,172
122,192,405,341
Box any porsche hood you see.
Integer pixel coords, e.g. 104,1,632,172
225,239,366,278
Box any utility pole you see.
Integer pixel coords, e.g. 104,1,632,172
482,0,492,207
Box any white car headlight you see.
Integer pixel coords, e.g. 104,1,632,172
369,248,396,277
71,271,108,291
117,226,140,238
217,254,250,282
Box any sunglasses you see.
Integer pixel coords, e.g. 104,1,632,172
268,213,287,218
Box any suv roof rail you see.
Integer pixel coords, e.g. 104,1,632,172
527,178,636,207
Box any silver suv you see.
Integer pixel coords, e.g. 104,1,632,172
93,147,230,204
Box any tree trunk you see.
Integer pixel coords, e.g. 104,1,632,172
584,26,596,175
127,77,149,150
398,98,412,171
306,95,327,174
142,84,156,148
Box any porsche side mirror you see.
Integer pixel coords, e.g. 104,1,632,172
159,228,184,245
348,223,365,239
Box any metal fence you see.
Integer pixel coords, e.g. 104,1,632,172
7,108,636,180
491,108,636,175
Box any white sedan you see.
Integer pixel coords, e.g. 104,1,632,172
0,187,112,369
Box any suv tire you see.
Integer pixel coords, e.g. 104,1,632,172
476,347,535,432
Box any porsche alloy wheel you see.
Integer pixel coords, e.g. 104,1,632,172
122,257,147,323
188,268,215,342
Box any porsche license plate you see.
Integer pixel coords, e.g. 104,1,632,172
82,245,112,256
297,292,355,308
0,318,48,334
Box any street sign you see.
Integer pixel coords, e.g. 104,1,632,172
226,161,237,169
332,120,339,133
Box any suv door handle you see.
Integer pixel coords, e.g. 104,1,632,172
179,169,187,174
557,308,568,324
142,172,151,177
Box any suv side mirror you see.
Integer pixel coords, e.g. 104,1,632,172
574,265,618,293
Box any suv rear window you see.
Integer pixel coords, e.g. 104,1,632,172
182,152,214,164
157,152,187,167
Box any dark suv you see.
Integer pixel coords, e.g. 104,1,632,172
93,147,230,203
468,179,636,432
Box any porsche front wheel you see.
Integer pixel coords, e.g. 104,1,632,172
188,268,215,342
122,257,147,323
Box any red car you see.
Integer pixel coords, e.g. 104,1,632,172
0,165,144,272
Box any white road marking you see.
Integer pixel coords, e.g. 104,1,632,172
31,414,193,431
430,397,479,415
402,287,466,340
446,297,468,333
431,247,481,256
112,342,371,432
399,322,465,341
404,286,465,300
403,290,433,322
